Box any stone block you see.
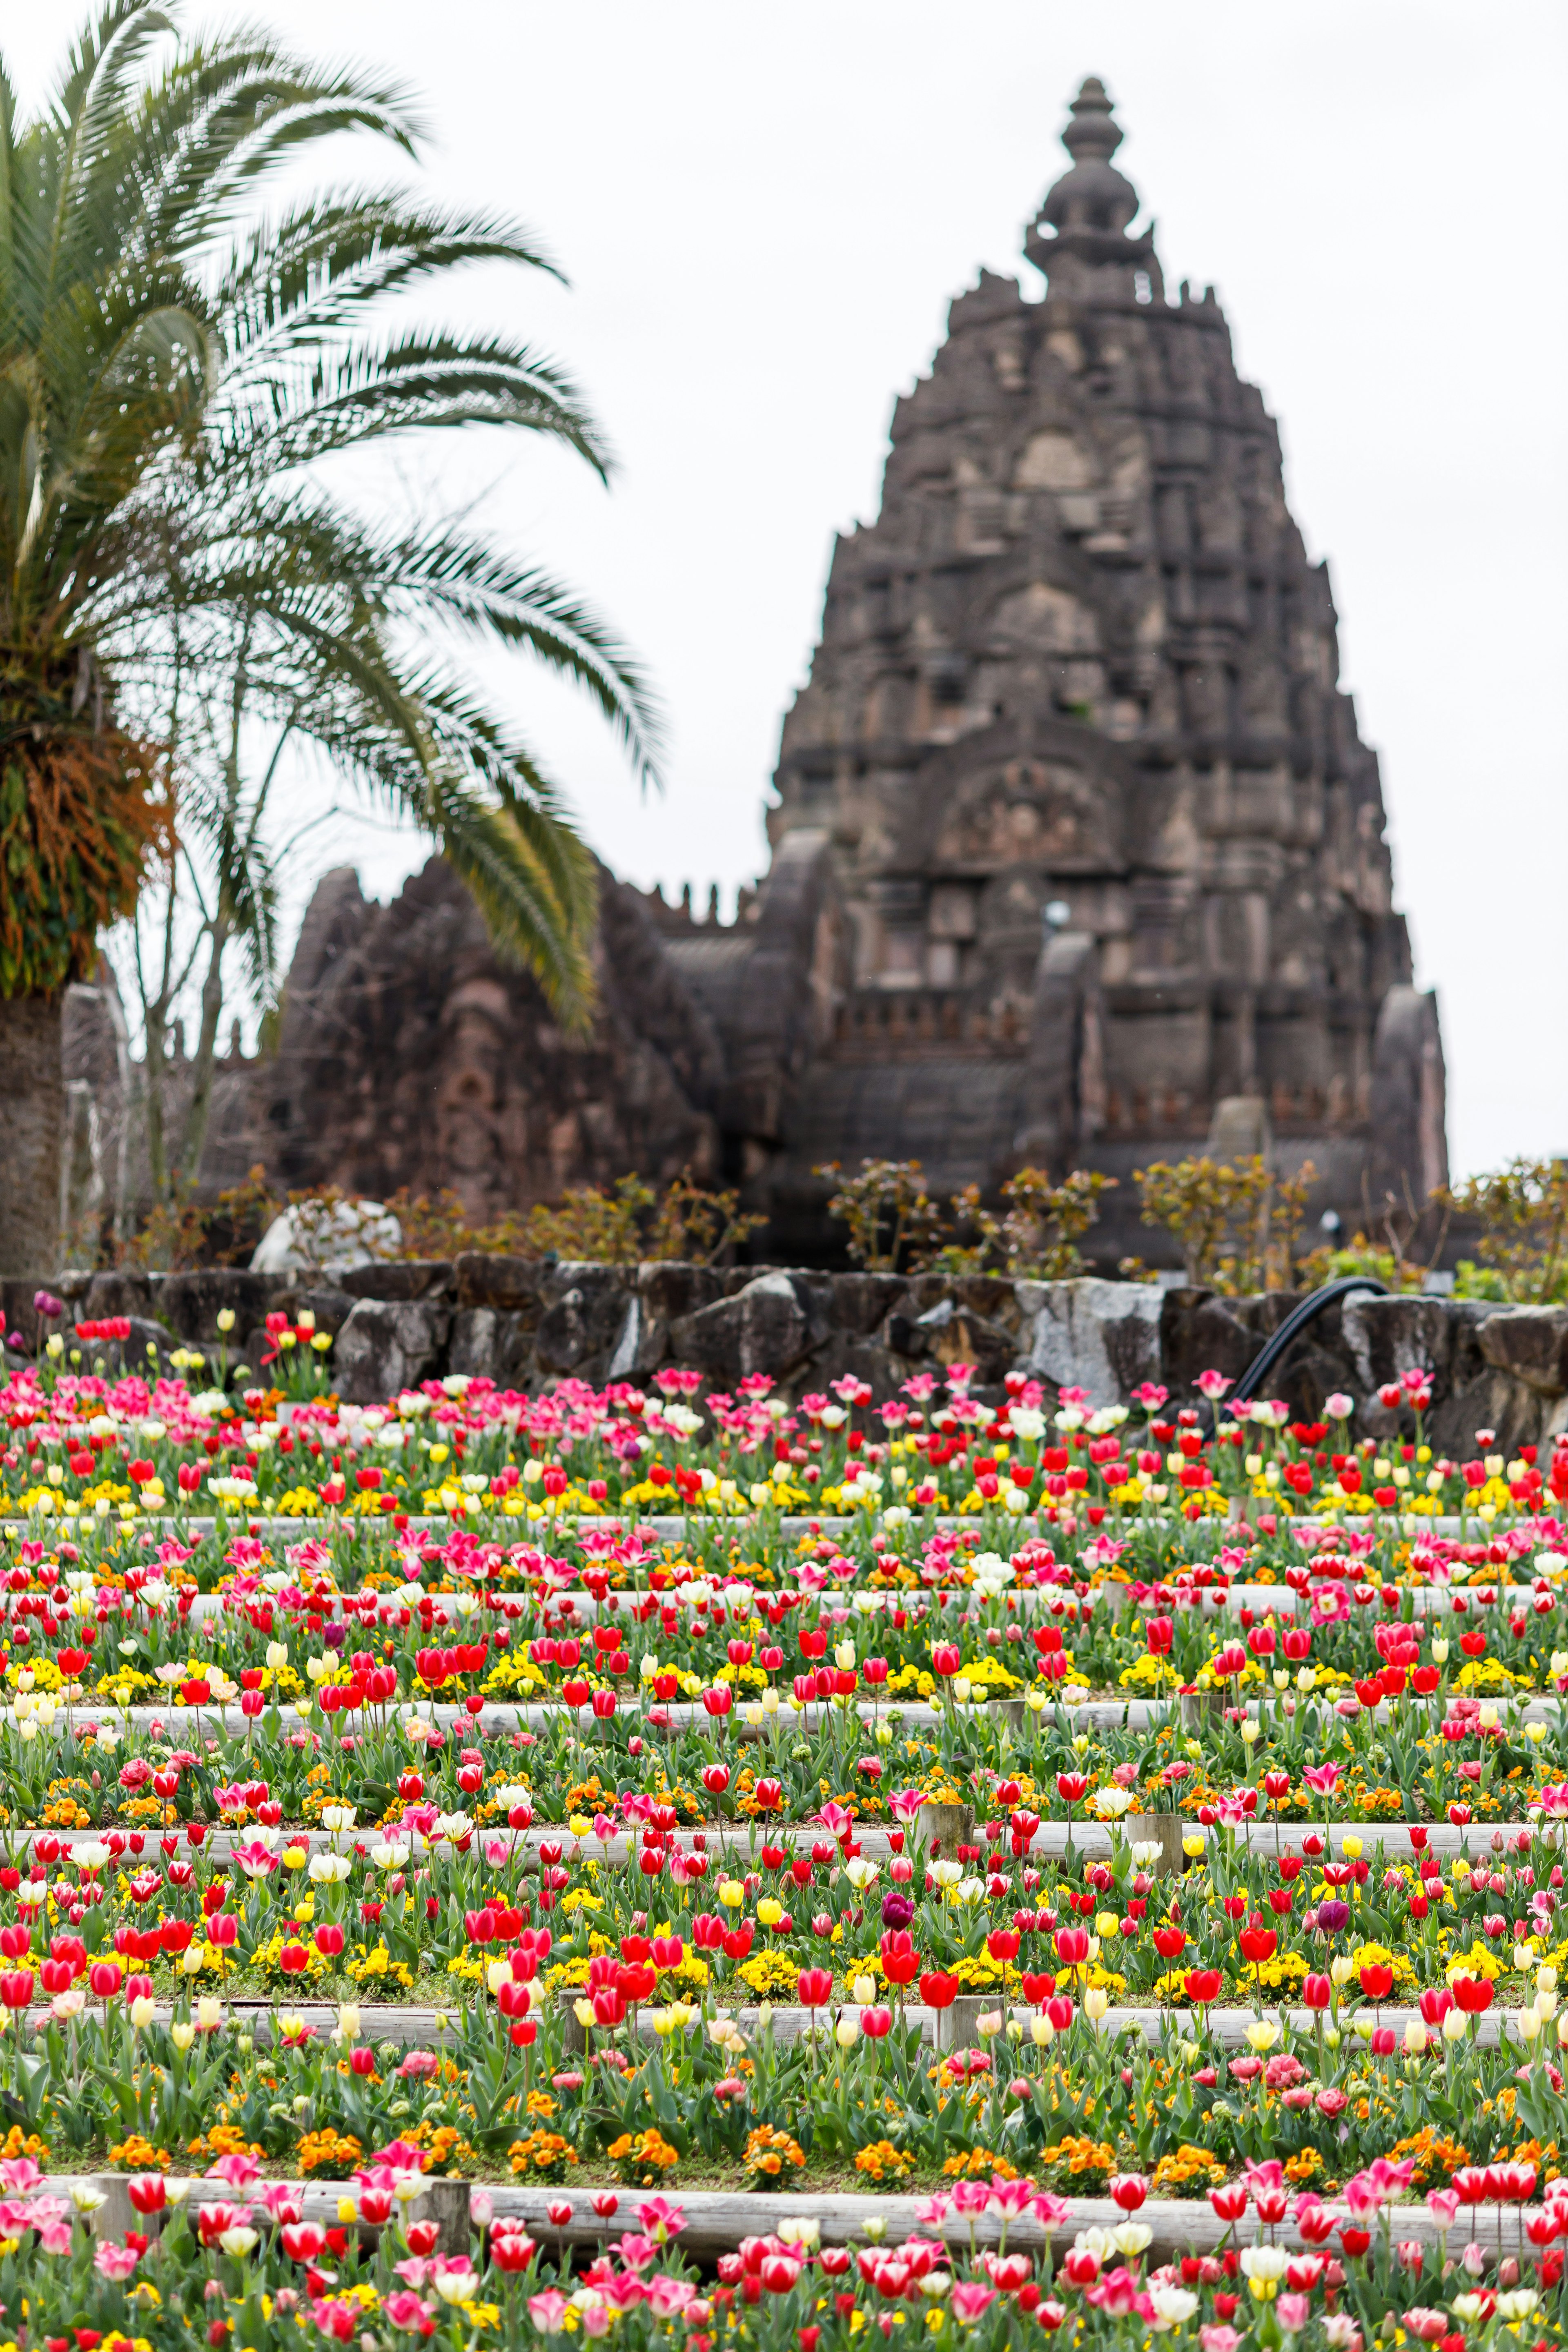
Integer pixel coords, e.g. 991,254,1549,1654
452,1254,546,1314
1478,1308,1568,1399
338,1260,452,1303
637,1262,725,1323
448,1308,537,1386
1159,1289,1266,1399
335,1301,452,1403
1019,1277,1163,1406
952,1275,1026,1333
795,1334,909,1404
604,1265,726,1381
158,1270,279,1342
83,1270,156,1324
1428,1302,1545,1458
1341,1295,1455,1394
884,1312,929,1360
533,1267,634,1376
913,1296,1015,1387
123,1316,175,1368
670,1272,811,1386
831,1272,910,1337
292,1287,358,1339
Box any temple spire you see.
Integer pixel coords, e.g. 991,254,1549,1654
1025,76,1155,293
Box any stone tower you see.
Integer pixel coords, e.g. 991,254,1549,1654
732,74,1445,1259
224,76,1447,1267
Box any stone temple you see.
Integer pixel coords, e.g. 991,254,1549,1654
176,76,1445,1267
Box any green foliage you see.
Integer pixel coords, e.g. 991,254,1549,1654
517,1172,762,1267
1439,1158,1568,1304
1132,1155,1318,1293
925,1168,1116,1280
0,1,659,1020
246,1170,762,1270
815,1159,943,1273
820,1158,1115,1278
116,1163,280,1270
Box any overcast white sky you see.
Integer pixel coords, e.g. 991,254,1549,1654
11,2,1567,1178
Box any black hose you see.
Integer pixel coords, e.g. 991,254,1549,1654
1193,1274,1388,1432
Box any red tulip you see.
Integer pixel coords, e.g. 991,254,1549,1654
919,1971,960,2011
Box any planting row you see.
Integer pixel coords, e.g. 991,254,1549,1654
4,1348,1564,1541
0,2154,1548,2352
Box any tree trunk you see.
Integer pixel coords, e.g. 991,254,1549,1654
0,995,64,1276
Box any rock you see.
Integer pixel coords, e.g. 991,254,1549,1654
533,1266,634,1377
1341,1295,1455,1396
1157,1287,1382,1422
251,1200,400,1273
918,1298,1015,1387
1160,1290,1268,1401
670,1272,812,1387
638,1263,725,1323
335,1301,452,1403
82,1270,156,1323
884,1312,929,1360
339,1260,452,1303
453,1254,546,1314
1428,1302,1540,1458
448,1309,537,1386
158,1270,280,1343
951,1276,1027,1334
802,1334,913,1404
604,1295,644,1378
1478,1308,1568,1399
622,1262,725,1376
291,1287,358,1339
831,1273,911,1338
75,1314,176,1373
1019,1278,1163,1407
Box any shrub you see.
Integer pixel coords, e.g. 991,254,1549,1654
1440,1158,1568,1304
815,1158,942,1272
1131,1155,1318,1292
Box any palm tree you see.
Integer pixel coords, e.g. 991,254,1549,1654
0,0,658,1274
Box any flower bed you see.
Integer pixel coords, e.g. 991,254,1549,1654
0,1354,1566,2343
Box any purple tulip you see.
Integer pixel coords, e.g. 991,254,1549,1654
1317,1898,1351,1936
32,1291,64,1320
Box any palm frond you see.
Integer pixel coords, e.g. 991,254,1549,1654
1,0,656,1022
214,197,563,359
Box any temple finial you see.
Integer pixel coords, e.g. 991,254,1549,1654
1061,76,1123,168
1031,75,1141,244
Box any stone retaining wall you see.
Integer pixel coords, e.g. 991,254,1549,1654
7,1259,1568,1455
